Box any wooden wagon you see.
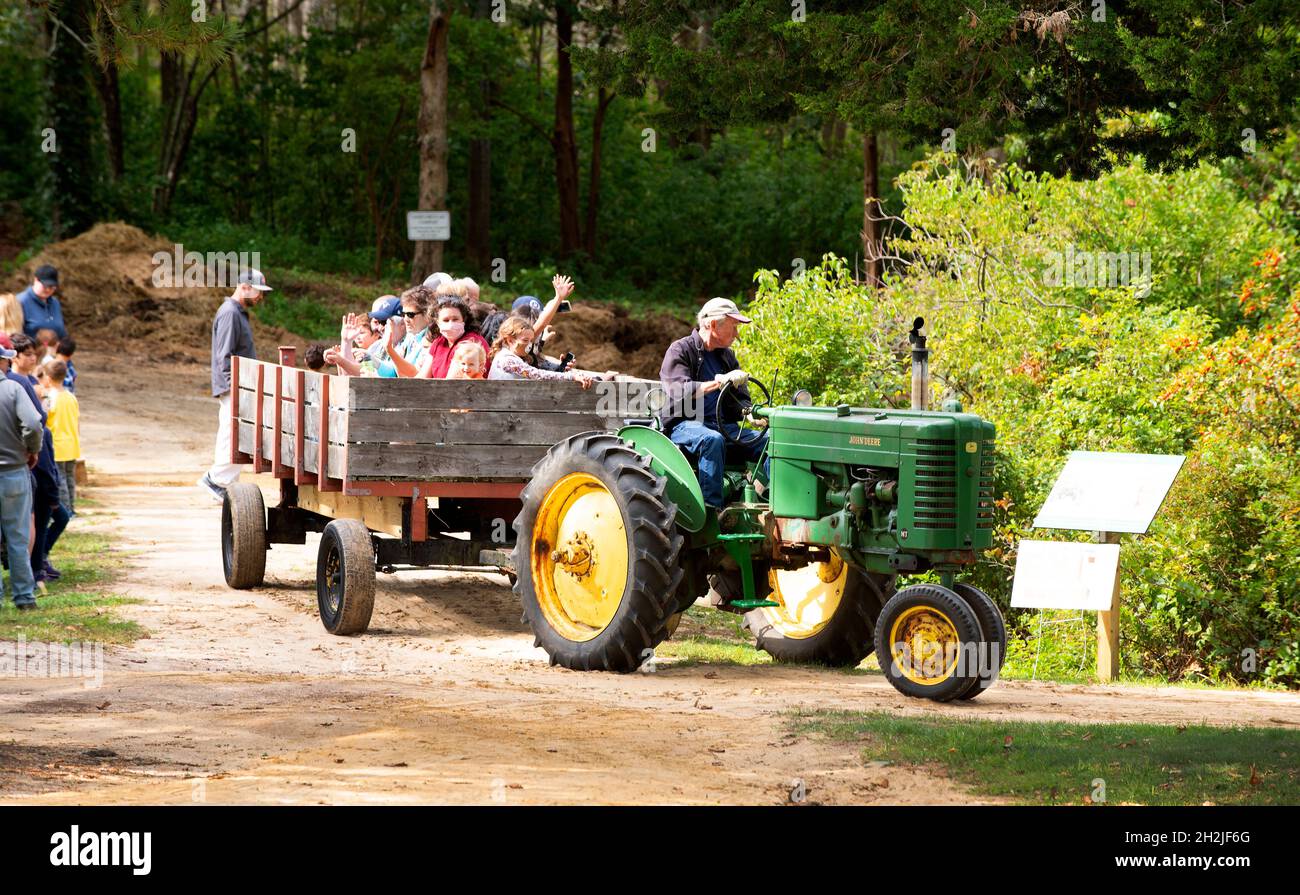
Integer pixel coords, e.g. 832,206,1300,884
221,351,655,634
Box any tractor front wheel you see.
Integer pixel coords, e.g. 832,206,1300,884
513,433,684,672
741,552,892,667
874,584,982,702
952,582,1007,700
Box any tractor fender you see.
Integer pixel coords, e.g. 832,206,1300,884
616,425,707,532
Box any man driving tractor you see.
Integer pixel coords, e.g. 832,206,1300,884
659,297,768,510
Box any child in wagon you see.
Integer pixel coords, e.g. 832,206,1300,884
488,318,616,387
445,340,487,380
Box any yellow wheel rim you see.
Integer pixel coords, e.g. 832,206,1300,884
531,473,629,642
889,605,960,685
761,552,848,640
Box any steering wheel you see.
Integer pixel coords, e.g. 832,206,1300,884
714,375,771,445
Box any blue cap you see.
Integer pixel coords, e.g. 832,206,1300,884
368,296,402,321
512,295,543,317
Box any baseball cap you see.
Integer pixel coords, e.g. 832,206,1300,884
238,269,273,291
34,264,59,287
512,295,543,318
0,334,13,350
697,296,752,324
368,295,402,322
0,345,14,360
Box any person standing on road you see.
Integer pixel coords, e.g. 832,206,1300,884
0,342,43,611
199,270,271,502
17,265,67,342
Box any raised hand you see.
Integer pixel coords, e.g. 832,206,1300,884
552,274,575,301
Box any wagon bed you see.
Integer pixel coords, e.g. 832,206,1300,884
223,353,651,595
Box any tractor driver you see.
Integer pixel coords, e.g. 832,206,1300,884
659,297,768,511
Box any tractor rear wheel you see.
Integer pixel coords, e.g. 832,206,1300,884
222,483,267,589
513,433,684,672
874,583,982,702
316,520,376,636
741,552,892,667
952,582,1007,700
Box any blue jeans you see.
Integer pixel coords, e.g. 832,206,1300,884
34,498,70,572
668,420,769,509
0,467,35,606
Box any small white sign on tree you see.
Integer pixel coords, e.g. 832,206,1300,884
406,210,450,242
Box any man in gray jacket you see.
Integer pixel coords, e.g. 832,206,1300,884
199,269,271,501
0,343,44,610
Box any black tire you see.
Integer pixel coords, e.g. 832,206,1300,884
316,519,376,636
874,583,982,702
513,432,684,672
741,558,893,667
222,483,267,589
952,582,1007,700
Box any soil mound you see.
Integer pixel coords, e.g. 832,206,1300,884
544,302,689,379
7,222,689,375
7,222,306,362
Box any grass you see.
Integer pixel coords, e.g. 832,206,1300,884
0,529,144,645
655,604,772,667
789,710,1300,805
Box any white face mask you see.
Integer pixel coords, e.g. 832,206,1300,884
439,318,465,342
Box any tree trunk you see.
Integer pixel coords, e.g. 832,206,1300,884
862,132,883,288
412,1,451,283
92,10,124,183
584,88,613,259
553,1,582,258
154,55,215,219
466,0,494,273
45,0,99,237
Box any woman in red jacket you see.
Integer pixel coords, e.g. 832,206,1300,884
416,296,490,379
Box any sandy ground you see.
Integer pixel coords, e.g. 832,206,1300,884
2,350,1297,805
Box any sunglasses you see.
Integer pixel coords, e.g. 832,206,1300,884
399,310,421,318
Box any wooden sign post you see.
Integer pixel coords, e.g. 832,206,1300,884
1094,531,1122,681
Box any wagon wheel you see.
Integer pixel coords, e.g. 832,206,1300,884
874,584,982,702
741,551,892,667
512,432,683,672
222,483,267,589
316,519,376,636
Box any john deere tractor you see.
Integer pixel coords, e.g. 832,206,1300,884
512,320,1005,702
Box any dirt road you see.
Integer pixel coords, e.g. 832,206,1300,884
2,352,1297,805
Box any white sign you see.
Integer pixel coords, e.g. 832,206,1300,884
1033,451,1184,534
1010,539,1120,610
406,211,450,241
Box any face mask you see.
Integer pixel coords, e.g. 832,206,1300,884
439,319,465,342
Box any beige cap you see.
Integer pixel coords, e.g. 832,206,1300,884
697,296,752,324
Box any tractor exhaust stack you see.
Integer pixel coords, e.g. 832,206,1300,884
909,317,929,411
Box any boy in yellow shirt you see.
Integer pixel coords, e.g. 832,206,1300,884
43,358,80,514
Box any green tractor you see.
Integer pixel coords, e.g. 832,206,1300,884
512,320,1005,702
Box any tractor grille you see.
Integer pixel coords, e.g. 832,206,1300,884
978,439,996,529
914,438,957,530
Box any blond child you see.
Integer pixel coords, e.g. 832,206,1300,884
445,340,487,380
43,358,81,514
